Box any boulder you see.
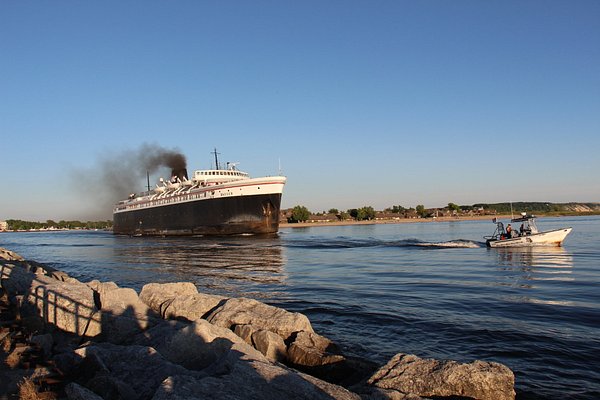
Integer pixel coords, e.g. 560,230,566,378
30,333,54,358
74,343,202,400
252,329,287,362
84,374,138,400
161,292,226,321
139,282,198,317
153,351,362,400
65,382,105,400
367,353,515,400
134,319,263,371
86,280,119,298
350,386,424,400
23,274,102,337
1,261,77,299
233,324,257,344
86,281,159,343
47,269,79,283
97,287,143,311
287,330,344,367
0,247,24,261
206,297,314,340
287,331,379,387
0,262,35,297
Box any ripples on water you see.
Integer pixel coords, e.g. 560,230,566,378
1,216,599,399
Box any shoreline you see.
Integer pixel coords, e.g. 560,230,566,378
279,214,515,229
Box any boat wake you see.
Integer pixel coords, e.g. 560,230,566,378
391,239,485,249
287,238,485,249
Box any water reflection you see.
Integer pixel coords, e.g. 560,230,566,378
110,235,286,299
495,247,576,306
495,246,573,271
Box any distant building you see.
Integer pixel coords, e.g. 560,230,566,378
306,213,339,223
0,221,7,231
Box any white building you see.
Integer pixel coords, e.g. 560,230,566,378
0,221,7,231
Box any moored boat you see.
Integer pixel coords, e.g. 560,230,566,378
484,213,572,248
112,152,286,236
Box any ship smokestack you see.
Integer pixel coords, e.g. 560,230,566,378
171,168,188,182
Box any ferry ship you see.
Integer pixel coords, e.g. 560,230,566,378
112,155,286,236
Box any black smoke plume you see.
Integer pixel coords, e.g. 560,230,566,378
72,143,187,219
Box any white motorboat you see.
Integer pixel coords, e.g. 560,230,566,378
484,213,572,248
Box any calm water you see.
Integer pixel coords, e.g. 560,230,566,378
1,216,599,399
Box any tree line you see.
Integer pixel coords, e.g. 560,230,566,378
4,219,113,231
286,202,600,223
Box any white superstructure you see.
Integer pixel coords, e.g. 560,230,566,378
113,164,286,215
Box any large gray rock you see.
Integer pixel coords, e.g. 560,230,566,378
30,333,54,358
287,330,344,367
74,343,203,400
153,350,361,400
22,273,102,337
134,319,263,371
285,330,378,387
162,292,226,321
87,280,159,343
252,329,287,363
0,247,24,261
351,386,424,400
1,260,78,298
88,281,145,313
86,280,119,297
233,323,257,344
367,353,515,400
65,382,104,400
139,282,199,317
0,262,34,297
206,297,314,340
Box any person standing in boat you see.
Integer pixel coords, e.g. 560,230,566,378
506,224,513,238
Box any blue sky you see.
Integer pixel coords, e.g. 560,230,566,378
1,1,599,221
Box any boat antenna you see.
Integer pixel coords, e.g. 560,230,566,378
146,170,150,192
278,157,282,175
211,148,221,170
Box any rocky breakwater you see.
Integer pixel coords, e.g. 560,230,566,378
0,246,516,400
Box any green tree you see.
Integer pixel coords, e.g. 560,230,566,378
390,205,406,213
328,208,339,215
447,203,461,214
356,206,376,221
337,211,350,220
289,205,310,223
416,204,427,218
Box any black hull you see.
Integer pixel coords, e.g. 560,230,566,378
113,193,282,236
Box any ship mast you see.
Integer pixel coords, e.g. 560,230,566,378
212,148,221,170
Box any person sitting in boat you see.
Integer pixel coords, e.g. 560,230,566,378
506,224,516,238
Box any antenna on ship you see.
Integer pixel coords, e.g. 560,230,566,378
211,148,221,170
